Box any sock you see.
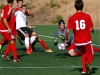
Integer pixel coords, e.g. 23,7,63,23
74,51,83,56
93,46,99,52
0,37,6,45
30,36,37,44
82,54,87,72
4,44,11,55
25,37,29,49
39,39,49,50
87,55,94,65
10,44,18,59
74,52,81,56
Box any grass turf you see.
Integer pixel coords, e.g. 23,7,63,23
0,25,100,75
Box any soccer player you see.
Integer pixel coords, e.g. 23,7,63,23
15,5,36,54
65,0,94,75
15,5,53,54
12,0,33,17
0,0,33,52
53,20,100,56
0,0,20,62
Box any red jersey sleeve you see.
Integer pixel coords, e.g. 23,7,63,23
3,6,9,18
88,15,93,28
67,17,73,29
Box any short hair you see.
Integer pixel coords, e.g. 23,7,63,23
74,0,84,11
21,5,27,8
16,0,23,3
7,0,14,3
58,20,65,25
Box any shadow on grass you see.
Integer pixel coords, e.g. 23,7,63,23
17,47,45,52
56,53,70,58
70,68,98,74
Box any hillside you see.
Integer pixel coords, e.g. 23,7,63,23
0,0,100,27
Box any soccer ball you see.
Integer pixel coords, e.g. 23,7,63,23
58,43,66,50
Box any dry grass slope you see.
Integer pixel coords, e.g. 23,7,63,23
0,0,100,27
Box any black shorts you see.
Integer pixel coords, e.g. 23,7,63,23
17,27,33,40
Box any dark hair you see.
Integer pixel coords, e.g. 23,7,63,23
21,5,26,8
58,20,65,25
16,0,23,3
74,0,84,11
7,0,14,3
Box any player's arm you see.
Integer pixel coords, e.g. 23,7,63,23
26,10,34,17
53,30,59,46
90,28,94,33
3,7,12,33
65,29,70,44
12,8,16,16
3,18,12,33
88,15,94,33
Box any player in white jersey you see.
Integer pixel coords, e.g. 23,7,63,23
15,5,37,54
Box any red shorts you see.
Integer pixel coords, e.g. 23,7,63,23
1,32,14,42
76,44,94,56
67,43,76,53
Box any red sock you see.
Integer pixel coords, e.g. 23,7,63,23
4,44,11,55
75,51,82,56
0,37,6,45
93,46,99,52
10,44,18,59
39,39,49,50
82,54,87,72
87,55,94,65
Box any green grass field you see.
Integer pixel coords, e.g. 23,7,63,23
0,25,100,75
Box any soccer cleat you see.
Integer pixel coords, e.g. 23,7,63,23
0,45,2,52
30,47,33,53
2,55,10,61
85,63,92,74
26,49,32,54
14,59,21,62
80,72,87,75
45,49,53,52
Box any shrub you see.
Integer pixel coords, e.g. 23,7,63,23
52,15,63,24
0,4,4,9
50,0,57,8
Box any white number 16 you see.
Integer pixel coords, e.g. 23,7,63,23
75,20,86,30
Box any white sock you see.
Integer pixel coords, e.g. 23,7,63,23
30,36,37,44
25,37,29,49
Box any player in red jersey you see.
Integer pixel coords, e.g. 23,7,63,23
12,0,33,17
0,0,20,62
65,0,94,75
0,0,33,52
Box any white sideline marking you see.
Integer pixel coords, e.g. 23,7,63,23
38,34,100,46
0,66,100,69
92,44,100,46
38,34,54,39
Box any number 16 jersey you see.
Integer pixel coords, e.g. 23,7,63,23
67,12,93,45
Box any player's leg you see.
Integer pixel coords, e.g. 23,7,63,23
93,46,100,52
78,44,94,74
77,46,87,74
1,32,20,62
0,37,8,52
17,28,31,54
85,44,94,74
67,43,82,56
38,38,53,52
30,31,37,53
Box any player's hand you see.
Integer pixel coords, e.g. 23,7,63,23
8,28,12,33
53,38,58,46
59,34,65,40
65,40,68,45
